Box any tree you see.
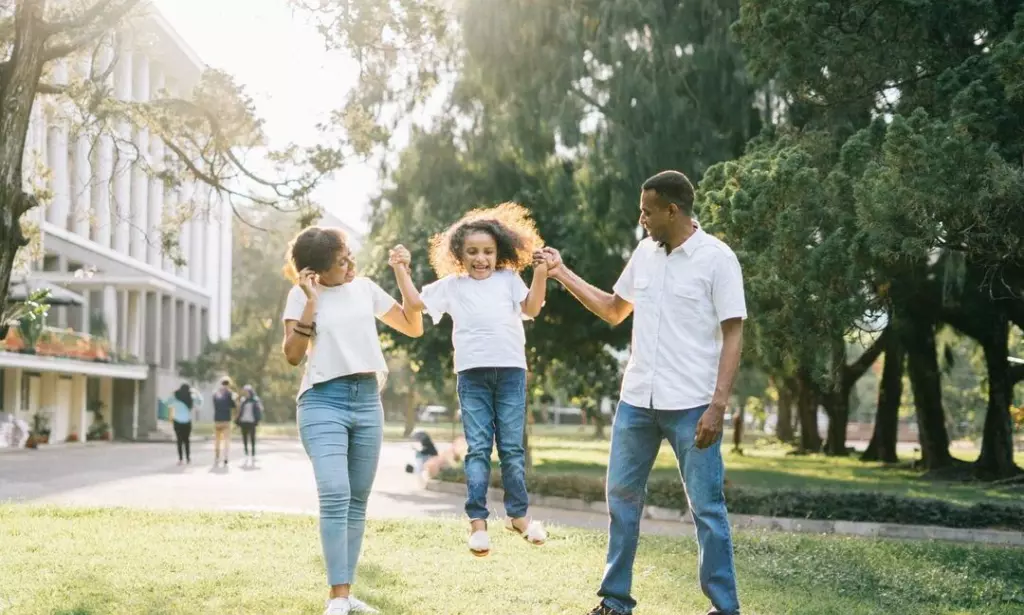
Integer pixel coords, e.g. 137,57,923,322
1,0,337,325
698,0,1024,476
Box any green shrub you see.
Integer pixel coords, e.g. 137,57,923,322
435,469,1024,531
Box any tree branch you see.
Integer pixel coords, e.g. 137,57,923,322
36,82,66,95
843,328,889,388
43,0,141,61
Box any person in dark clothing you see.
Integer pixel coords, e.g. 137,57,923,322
237,384,263,462
405,429,439,481
166,383,196,464
212,378,237,466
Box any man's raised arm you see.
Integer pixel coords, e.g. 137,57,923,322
538,247,633,327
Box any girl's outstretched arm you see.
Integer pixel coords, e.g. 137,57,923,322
521,257,548,318
380,244,425,337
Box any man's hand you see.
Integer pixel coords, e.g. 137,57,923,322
538,247,563,279
694,404,726,449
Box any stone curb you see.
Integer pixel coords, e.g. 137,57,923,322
425,479,1024,547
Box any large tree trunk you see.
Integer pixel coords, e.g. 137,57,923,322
776,378,795,443
823,390,849,456
902,312,955,470
796,370,821,453
976,314,1022,479
862,331,904,463
0,2,48,319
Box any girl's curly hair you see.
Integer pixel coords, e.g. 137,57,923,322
428,202,544,278
281,226,350,283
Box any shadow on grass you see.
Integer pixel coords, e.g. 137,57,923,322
356,561,411,613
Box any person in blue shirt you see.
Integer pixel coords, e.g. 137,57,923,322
212,378,237,466
166,383,198,465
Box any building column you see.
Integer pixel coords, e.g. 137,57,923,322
99,377,113,427
206,202,221,340
55,255,68,329
191,304,202,356
72,375,88,443
131,380,139,440
71,57,93,239
102,285,118,348
189,183,204,284
130,52,150,260
180,299,191,360
165,188,180,273
79,290,91,335
161,294,176,369
46,60,70,229
91,41,115,248
147,64,165,268
145,291,162,366
112,38,133,254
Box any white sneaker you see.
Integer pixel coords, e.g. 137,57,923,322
323,597,350,615
349,596,380,614
468,529,490,556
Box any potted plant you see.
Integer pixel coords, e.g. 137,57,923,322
2,289,50,348
65,432,79,443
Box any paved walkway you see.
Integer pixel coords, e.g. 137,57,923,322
0,439,685,536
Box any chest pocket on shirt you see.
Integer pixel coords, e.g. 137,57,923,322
671,278,711,321
633,276,652,300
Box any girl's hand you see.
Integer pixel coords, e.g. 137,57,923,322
298,268,319,300
389,244,412,272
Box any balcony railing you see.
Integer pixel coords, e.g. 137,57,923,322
1,325,142,365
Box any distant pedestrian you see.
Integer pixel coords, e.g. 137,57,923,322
167,383,197,465
212,377,237,466
237,384,263,462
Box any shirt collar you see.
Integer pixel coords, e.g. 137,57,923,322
669,221,706,257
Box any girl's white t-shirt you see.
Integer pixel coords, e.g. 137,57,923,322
282,276,397,399
420,269,531,373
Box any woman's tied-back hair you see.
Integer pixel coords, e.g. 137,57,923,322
174,383,193,409
428,202,544,278
282,226,350,282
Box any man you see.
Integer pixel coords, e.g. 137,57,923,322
540,170,745,615
212,377,237,466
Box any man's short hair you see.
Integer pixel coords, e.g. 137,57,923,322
220,378,231,386
642,170,695,216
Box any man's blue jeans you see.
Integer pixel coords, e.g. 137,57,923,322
599,401,740,615
457,367,529,521
298,375,383,586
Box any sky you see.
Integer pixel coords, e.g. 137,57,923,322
152,0,376,234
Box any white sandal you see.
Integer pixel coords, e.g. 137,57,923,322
506,517,547,545
468,523,490,557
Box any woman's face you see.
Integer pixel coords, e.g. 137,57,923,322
318,244,356,286
460,231,497,280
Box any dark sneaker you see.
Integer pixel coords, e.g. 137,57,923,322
588,605,628,615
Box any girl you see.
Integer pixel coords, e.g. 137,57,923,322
281,226,423,615
166,383,197,465
418,202,549,556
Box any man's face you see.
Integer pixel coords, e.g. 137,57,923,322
639,189,673,243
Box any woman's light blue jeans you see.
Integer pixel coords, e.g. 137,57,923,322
298,374,383,586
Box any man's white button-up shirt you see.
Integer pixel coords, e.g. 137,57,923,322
612,230,747,410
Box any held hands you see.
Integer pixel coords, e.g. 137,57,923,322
389,244,412,274
533,247,563,279
298,268,319,301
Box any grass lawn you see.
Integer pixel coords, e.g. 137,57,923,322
525,437,1024,507
2,505,1022,615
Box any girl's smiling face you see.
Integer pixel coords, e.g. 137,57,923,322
460,231,498,280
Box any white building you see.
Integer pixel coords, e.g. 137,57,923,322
0,8,231,444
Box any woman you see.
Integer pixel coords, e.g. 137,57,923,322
237,385,263,462
282,226,422,615
167,383,196,465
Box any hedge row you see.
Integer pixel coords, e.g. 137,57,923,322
436,469,1024,531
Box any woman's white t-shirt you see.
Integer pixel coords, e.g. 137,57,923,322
281,276,397,399
420,269,531,373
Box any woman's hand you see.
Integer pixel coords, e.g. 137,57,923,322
298,268,319,300
389,244,412,273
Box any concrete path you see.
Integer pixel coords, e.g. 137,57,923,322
0,439,685,536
